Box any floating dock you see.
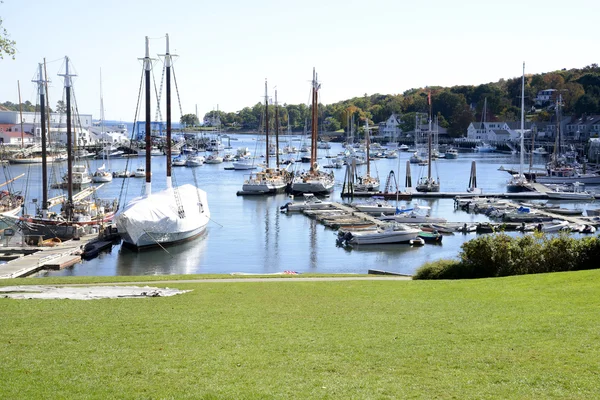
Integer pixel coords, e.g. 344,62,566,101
0,234,99,279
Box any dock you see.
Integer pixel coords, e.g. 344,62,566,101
0,234,98,279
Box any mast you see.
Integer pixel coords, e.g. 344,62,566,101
58,56,76,220
164,33,173,188
427,128,432,180
33,63,48,217
264,79,269,168
17,81,24,148
519,62,525,178
275,88,280,169
143,36,152,195
365,119,370,177
310,68,319,173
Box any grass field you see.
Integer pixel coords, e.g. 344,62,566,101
1,271,599,399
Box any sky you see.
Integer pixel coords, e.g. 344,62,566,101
1,0,598,122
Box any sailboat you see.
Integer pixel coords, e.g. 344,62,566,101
116,35,210,248
19,58,117,240
92,70,113,183
241,80,289,194
290,68,335,195
354,119,380,192
507,62,534,193
415,93,440,192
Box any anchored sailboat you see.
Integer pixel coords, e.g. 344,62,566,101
415,92,440,192
116,35,210,248
240,80,290,194
507,62,534,193
354,118,380,191
19,58,117,240
290,68,335,194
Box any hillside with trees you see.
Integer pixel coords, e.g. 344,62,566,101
199,64,600,137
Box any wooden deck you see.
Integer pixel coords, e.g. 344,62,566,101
0,234,98,279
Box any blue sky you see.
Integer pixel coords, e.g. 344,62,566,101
1,0,597,121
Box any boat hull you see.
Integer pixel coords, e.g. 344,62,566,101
116,184,210,248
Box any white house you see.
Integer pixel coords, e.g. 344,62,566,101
378,113,402,142
466,121,520,142
534,89,557,106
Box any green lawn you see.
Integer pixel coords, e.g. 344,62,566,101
1,271,599,399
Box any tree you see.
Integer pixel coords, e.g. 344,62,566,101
0,3,16,60
56,100,66,114
180,113,199,127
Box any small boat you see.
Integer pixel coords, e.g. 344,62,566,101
186,154,205,167
532,147,548,155
420,223,454,234
91,164,113,183
232,158,255,170
280,193,333,212
546,182,595,200
548,208,583,216
353,196,396,214
172,155,187,166
114,170,131,178
205,154,224,164
398,144,409,152
338,223,420,245
475,142,496,152
133,167,146,177
417,231,443,243
409,237,425,246
444,148,458,159
456,223,477,233
535,220,569,233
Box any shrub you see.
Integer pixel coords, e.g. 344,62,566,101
414,232,600,280
413,259,471,280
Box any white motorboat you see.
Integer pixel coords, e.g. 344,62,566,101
379,205,447,224
398,144,409,151
133,166,147,177
532,147,548,155
205,154,224,164
186,154,205,167
444,148,458,159
172,155,187,166
546,182,595,200
353,197,396,214
339,223,420,245
280,193,333,212
475,142,496,152
232,158,255,170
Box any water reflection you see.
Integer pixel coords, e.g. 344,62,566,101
116,232,208,275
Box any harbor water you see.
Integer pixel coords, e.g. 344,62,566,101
4,134,597,277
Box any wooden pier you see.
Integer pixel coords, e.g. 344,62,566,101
0,234,98,279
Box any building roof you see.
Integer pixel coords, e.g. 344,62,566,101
491,129,510,136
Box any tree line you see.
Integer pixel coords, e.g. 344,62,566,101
181,64,600,137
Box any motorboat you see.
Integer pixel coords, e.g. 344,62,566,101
353,197,396,214
546,182,595,200
186,154,205,167
280,193,333,212
379,205,447,224
232,158,255,170
338,223,420,245
205,154,224,164
475,142,496,152
444,148,458,159
133,166,147,177
172,155,187,166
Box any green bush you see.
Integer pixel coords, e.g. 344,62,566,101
413,259,470,279
414,232,600,280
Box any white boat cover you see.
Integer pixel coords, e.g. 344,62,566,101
116,184,210,248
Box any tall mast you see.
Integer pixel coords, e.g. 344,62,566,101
264,79,269,168
164,33,173,188
275,88,280,169
143,36,152,195
519,62,525,178
58,56,76,220
33,64,48,217
310,68,319,172
17,81,24,148
427,128,432,180
366,119,370,177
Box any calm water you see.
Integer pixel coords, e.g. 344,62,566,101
4,134,596,277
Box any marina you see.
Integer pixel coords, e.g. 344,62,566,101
1,136,599,278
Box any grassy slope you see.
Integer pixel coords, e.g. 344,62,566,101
1,271,599,399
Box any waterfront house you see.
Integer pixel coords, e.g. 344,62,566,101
564,115,600,141
466,121,518,142
378,114,403,142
